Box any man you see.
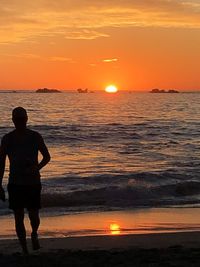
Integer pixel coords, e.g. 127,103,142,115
0,107,50,254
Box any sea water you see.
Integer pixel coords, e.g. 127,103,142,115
0,91,200,217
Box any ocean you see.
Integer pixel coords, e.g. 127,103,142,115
0,91,200,218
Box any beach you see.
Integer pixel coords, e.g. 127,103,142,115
1,232,200,266
0,209,200,266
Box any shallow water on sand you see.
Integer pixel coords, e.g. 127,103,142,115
1,208,200,239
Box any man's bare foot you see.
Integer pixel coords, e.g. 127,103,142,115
19,238,29,255
31,233,40,250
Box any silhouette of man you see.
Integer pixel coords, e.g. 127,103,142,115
0,107,50,254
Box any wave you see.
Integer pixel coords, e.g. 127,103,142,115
41,179,200,209
1,171,199,216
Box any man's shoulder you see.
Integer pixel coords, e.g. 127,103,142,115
27,129,43,140
1,130,15,146
2,130,15,140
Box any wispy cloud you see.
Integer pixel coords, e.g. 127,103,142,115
89,63,97,67
1,52,75,63
103,58,118,63
1,53,41,59
64,29,109,40
49,56,72,62
0,1,200,44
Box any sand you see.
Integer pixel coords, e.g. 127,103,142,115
1,232,200,266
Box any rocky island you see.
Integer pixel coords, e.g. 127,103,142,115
150,89,179,93
77,88,88,93
36,88,61,93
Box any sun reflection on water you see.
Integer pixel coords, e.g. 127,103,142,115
110,223,121,235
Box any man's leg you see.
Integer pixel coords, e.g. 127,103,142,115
28,209,40,250
14,209,28,254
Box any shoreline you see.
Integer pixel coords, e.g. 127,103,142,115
1,208,200,239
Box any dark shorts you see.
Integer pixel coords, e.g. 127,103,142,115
7,184,42,210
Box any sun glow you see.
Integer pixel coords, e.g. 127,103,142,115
105,85,118,93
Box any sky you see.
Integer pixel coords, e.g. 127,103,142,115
0,0,200,91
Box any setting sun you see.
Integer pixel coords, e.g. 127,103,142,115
105,85,118,93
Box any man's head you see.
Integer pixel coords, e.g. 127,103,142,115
12,107,28,129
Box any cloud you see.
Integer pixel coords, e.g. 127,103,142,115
64,29,109,40
0,0,200,44
1,53,41,59
17,53,41,59
49,56,72,62
103,59,118,63
1,53,75,63
89,63,97,67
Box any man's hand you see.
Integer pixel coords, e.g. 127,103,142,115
0,186,5,202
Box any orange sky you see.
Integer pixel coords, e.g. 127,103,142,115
1,0,200,91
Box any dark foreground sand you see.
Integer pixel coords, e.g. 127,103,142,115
1,232,200,266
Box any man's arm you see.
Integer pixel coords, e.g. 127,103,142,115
38,135,51,170
0,139,6,201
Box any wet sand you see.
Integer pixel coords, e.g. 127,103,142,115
1,208,200,239
1,209,200,266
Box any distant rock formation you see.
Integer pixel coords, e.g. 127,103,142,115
150,89,179,93
77,88,88,93
168,89,179,93
36,88,61,93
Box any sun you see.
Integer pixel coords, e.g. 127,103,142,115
105,85,118,93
